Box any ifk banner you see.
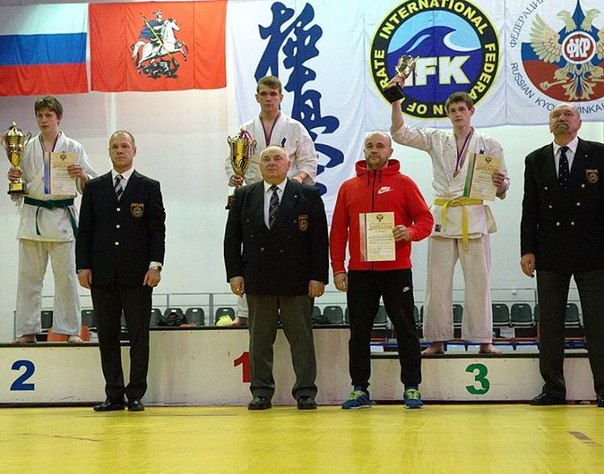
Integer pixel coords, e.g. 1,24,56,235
364,0,506,130
0,4,88,96
90,1,226,92
505,0,604,123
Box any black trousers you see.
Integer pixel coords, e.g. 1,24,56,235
537,269,604,398
347,269,421,390
92,284,152,401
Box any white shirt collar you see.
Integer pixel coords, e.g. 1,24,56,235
263,178,287,193
112,167,134,181
553,136,579,155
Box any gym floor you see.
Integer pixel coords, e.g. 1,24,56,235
1,403,602,473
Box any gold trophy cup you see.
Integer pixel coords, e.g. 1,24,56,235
225,130,256,209
2,122,32,195
383,55,418,103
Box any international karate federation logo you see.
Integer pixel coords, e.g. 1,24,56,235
131,10,189,79
370,0,500,118
524,3,604,101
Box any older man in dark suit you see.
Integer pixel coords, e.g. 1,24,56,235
521,103,604,408
77,130,166,412
224,145,328,410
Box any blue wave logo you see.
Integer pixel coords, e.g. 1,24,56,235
371,1,500,118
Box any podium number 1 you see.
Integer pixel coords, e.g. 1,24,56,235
234,352,251,383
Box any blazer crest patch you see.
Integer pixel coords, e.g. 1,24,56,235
586,169,599,184
131,202,145,217
298,214,309,231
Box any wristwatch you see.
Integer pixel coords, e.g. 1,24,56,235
149,263,162,272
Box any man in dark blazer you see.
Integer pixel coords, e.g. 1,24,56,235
77,130,166,412
224,145,328,410
521,103,604,408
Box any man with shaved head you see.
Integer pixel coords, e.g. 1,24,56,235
331,132,433,409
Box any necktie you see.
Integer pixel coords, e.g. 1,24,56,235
114,174,124,200
558,146,569,191
268,185,279,228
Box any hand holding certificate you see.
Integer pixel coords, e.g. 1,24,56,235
46,152,77,195
463,153,501,201
359,212,396,262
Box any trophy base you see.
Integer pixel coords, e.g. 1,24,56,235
383,84,405,103
8,181,26,195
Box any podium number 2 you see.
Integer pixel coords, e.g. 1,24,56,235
465,363,490,395
10,360,36,391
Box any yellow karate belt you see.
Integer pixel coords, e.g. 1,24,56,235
434,197,483,250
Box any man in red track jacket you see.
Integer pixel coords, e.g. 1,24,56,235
330,131,433,409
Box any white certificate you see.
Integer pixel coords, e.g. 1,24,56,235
47,152,77,195
463,153,501,201
359,212,395,262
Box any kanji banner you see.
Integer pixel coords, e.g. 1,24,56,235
0,4,88,96
90,1,226,92
228,0,367,214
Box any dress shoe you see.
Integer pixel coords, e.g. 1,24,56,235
128,399,145,412
93,398,125,412
248,396,271,410
297,396,317,410
530,393,566,406
12,335,36,344
597,396,604,408
67,335,83,343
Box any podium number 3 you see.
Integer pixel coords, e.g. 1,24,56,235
465,363,490,395
10,360,35,391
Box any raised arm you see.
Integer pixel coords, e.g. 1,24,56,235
391,99,405,132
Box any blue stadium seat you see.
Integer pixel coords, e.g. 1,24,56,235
215,306,235,324
565,303,581,328
510,303,533,327
41,310,53,331
323,305,344,325
492,303,510,327
186,307,205,326
453,304,463,328
81,309,96,328
414,305,422,329
150,308,162,326
374,305,388,328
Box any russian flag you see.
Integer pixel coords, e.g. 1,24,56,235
0,4,88,96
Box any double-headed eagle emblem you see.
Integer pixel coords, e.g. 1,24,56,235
530,8,604,100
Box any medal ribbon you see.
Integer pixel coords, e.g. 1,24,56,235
261,112,281,147
455,128,474,175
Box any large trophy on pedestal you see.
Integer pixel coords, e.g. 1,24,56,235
225,129,256,209
2,122,32,195
383,55,418,103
